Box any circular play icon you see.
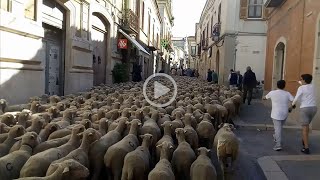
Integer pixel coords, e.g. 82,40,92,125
143,73,177,108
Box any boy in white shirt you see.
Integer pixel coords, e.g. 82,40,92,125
263,80,294,151
291,74,317,154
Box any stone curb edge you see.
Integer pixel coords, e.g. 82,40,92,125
257,155,320,180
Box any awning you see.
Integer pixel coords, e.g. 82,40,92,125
118,29,150,55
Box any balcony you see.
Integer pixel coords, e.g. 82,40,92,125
265,0,286,7
201,39,208,50
122,9,139,33
212,23,221,42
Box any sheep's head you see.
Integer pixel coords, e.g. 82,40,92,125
30,101,41,113
156,141,174,155
71,124,86,137
16,111,30,122
81,119,92,129
197,147,211,156
83,128,100,144
20,132,40,148
61,159,90,178
45,123,60,134
9,125,25,138
175,128,186,138
1,114,15,125
218,123,235,131
0,99,8,113
139,133,153,147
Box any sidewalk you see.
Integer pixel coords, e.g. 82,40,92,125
234,99,320,180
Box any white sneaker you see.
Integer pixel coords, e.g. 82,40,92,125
273,146,282,151
273,134,276,142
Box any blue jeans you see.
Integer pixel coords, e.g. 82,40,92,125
273,119,286,148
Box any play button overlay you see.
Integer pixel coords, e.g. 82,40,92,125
143,73,177,108
154,81,170,99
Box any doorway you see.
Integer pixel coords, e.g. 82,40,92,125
216,50,220,75
92,14,108,86
42,0,66,96
273,42,286,89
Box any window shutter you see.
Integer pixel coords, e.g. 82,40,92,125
240,0,248,19
263,7,271,20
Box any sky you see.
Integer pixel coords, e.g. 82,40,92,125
172,0,207,37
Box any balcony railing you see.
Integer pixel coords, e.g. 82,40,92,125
123,9,139,33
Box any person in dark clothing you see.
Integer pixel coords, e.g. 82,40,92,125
207,69,213,82
159,69,165,73
132,63,142,82
243,66,257,105
236,71,243,91
212,70,218,84
228,69,238,88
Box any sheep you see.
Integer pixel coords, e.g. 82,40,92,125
223,100,236,124
190,147,217,180
0,125,25,158
51,109,74,128
171,128,196,180
0,114,15,126
148,141,175,180
38,122,60,143
182,114,199,151
0,99,7,115
196,113,216,149
156,121,175,161
46,128,100,176
96,118,109,135
15,159,90,180
20,124,85,177
9,117,44,153
104,119,141,180
171,111,184,131
121,134,153,180
214,123,239,174
89,117,127,180
0,132,39,180
231,95,242,115
0,122,10,134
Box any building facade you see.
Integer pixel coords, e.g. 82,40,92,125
196,0,269,84
264,0,320,129
156,0,174,74
187,36,197,69
0,0,165,104
172,37,189,69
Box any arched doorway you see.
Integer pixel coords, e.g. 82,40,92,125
42,0,66,95
92,13,110,86
273,42,286,89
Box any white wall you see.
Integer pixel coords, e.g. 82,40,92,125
236,35,267,81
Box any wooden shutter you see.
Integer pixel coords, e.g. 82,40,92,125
240,0,248,19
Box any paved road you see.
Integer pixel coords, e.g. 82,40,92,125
277,160,320,180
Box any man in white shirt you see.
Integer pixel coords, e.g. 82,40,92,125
263,80,294,151
291,74,318,154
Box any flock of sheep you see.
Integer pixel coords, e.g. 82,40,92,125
0,76,242,180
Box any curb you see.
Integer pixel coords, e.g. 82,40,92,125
257,155,320,180
234,121,302,131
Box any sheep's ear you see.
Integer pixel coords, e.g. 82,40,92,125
169,145,174,149
218,123,224,129
139,135,144,139
156,144,162,148
207,149,211,153
229,124,235,130
160,123,165,127
138,122,142,126
88,132,93,136
62,166,70,174
184,129,187,133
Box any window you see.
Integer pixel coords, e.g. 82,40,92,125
132,0,137,14
1,0,10,12
191,46,196,56
248,0,263,18
24,0,36,20
75,2,89,39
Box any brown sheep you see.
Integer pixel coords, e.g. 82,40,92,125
121,134,153,180
16,159,90,180
171,128,196,180
20,124,85,177
104,119,141,180
0,114,15,126
0,132,39,180
148,141,175,180
46,128,100,176
190,147,217,180
0,125,25,158
89,117,127,180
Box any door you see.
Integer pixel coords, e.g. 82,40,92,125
273,42,285,89
47,44,60,95
43,23,63,96
92,15,107,86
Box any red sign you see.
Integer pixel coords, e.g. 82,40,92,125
118,39,128,49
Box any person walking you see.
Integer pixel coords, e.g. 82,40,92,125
207,69,213,82
236,71,243,91
242,66,257,105
212,70,218,84
228,69,238,89
194,69,199,78
263,80,294,151
291,74,318,154
171,68,177,76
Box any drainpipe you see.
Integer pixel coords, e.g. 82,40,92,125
298,0,306,80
